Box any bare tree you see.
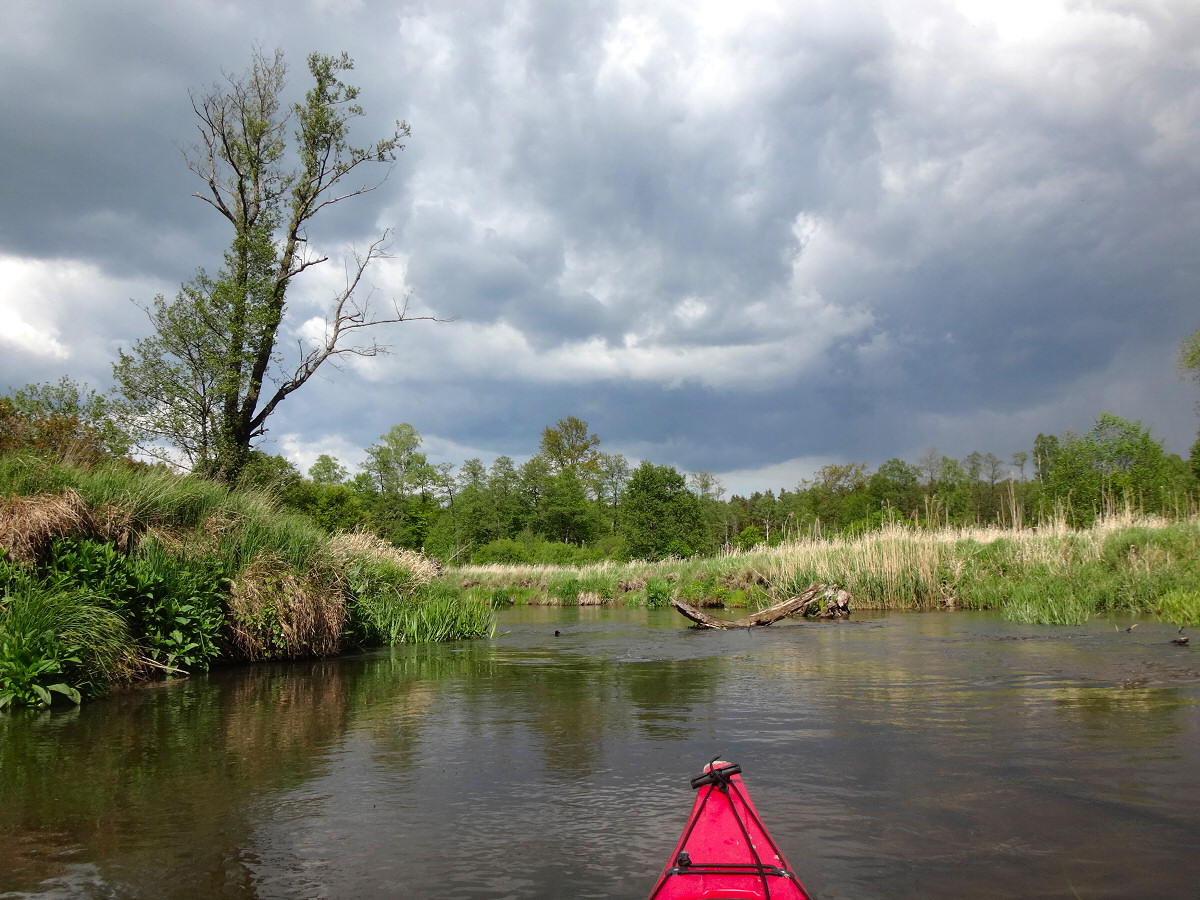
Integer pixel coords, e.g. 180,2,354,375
917,446,942,489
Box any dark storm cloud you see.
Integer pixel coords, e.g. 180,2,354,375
2,0,1199,493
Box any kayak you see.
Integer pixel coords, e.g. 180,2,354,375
648,761,812,900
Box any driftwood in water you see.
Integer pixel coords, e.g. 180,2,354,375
670,582,851,629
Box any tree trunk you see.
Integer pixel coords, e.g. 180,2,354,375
670,583,850,629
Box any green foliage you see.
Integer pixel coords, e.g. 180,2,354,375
391,581,495,644
1,377,130,461
43,538,226,673
1179,327,1200,379
0,626,82,710
539,416,601,475
1156,589,1200,628
470,537,531,565
737,525,764,550
1000,581,1096,626
576,573,618,602
215,494,327,574
112,49,410,482
309,453,348,485
0,574,137,707
471,536,608,566
644,577,673,609
342,553,423,646
549,576,582,605
620,462,705,560
538,469,600,545
1045,413,1174,526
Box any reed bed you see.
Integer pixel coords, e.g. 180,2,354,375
455,513,1200,626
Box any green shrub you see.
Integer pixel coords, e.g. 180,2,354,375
0,624,81,709
0,577,136,707
549,576,582,605
471,538,530,565
42,537,226,673
130,541,226,672
645,577,673,609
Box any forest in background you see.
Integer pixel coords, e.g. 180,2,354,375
4,384,1197,566
176,411,1200,565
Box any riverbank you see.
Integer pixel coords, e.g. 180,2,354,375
455,512,1200,627
0,454,493,709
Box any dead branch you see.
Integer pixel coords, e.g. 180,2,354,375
671,583,851,629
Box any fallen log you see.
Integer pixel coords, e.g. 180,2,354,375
670,583,851,629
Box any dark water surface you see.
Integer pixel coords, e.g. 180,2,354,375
2,609,1199,899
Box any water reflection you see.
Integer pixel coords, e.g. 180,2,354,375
1,609,1197,899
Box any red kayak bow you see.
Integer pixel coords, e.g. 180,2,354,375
648,761,812,900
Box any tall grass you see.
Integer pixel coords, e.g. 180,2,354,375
390,582,496,643
333,531,492,645
456,515,1200,626
0,574,139,704
2,454,493,697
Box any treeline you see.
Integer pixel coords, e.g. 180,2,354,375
4,383,1196,565
252,412,1197,564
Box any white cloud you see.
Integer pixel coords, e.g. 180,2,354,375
0,255,165,373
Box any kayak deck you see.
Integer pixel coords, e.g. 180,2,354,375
648,761,811,900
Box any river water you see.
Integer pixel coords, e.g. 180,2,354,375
2,608,1198,899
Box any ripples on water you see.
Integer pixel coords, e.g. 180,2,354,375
2,609,1198,899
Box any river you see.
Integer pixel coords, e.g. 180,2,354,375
2,608,1198,899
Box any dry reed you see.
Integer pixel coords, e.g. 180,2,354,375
225,556,346,660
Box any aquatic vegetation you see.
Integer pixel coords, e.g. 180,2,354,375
455,516,1200,625
1156,588,1200,628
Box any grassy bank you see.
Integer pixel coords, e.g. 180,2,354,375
456,512,1200,628
0,454,494,710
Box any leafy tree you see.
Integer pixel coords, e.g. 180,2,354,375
358,424,440,547
737,524,764,550
1,377,130,461
799,463,870,530
308,453,348,485
7,377,130,456
1011,451,1029,482
1180,327,1200,479
362,424,429,496
1180,327,1200,380
936,457,972,522
593,451,631,533
963,451,983,482
1046,413,1172,525
286,481,366,532
868,458,922,518
237,450,301,491
113,49,424,481
689,470,731,550
487,456,525,536
539,416,601,475
620,462,705,559
445,458,495,552
539,470,599,544
1033,433,1059,484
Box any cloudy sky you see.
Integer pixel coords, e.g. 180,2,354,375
3,0,1198,494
